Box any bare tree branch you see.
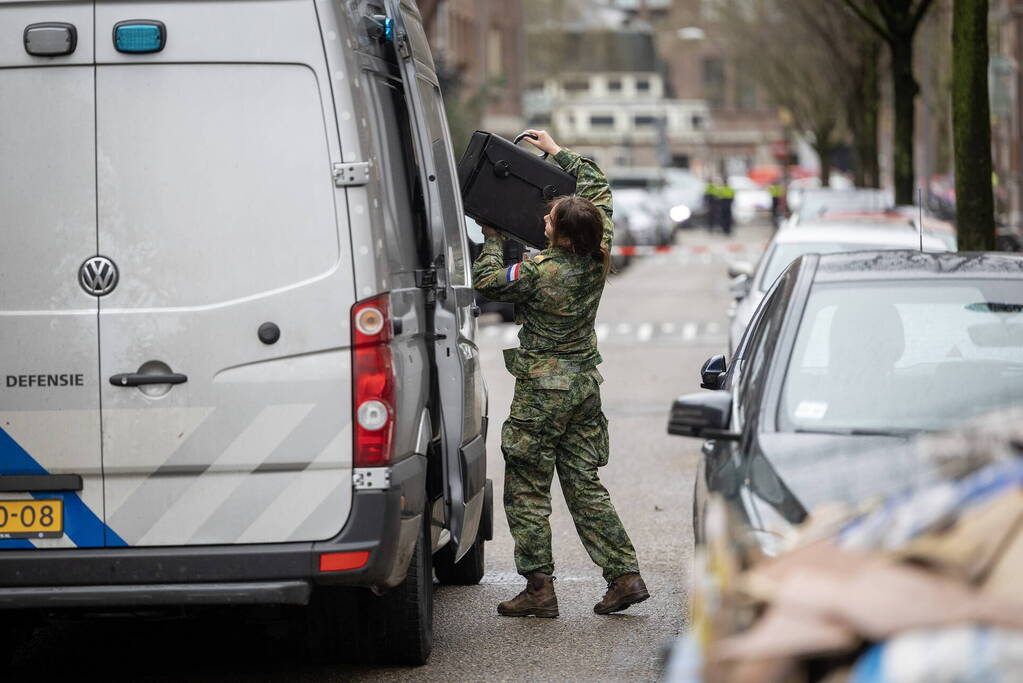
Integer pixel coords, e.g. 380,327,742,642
910,0,938,32
841,0,895,42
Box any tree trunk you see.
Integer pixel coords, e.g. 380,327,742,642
952,0,995,250
813,137,834,188
890,38,918,205
850,41,881,189
861,38,881,188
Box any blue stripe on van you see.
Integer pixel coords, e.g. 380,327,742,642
0,426,127,548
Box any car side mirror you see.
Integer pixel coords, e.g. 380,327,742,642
667,390,738,441
727,260,754,279
729,275,751,301
700,354,727,390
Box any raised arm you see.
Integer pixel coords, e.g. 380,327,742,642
520,129,614,251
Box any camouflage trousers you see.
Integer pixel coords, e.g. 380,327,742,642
502,370,639,583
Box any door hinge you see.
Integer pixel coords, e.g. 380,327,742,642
397,35,412,60
333,161,370,187
415,267,437,289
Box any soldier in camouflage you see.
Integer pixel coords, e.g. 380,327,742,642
472,130,650,618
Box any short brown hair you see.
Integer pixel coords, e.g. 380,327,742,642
548,196,611,278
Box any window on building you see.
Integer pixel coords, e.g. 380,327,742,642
608,79,623,92
700,0,723,21
634,115,657,127
564,80,589,93
691,114,705,130
529,114,551,127
636,79,651,92
590,115,615,128
487,29,503,79
527,80,545,92
702,58,726,109
735,72,757,111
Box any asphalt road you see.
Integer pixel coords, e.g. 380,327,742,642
7,221,769,682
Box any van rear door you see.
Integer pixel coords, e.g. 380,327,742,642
0,3,112,549
94,1,356,547
387,0,487,560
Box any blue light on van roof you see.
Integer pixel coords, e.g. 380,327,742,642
384,17,394,42
114,21,165,54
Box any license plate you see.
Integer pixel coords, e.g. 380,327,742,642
0,499,63,539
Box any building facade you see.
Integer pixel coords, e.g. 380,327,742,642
647,0,785,177
417,0,525,138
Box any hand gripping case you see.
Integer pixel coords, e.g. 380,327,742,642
457,132,577,249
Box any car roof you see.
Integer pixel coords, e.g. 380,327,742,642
812,251,1023,282
775,221,948,249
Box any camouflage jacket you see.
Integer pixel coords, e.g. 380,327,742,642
472,148,614,379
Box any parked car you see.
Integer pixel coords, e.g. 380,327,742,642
727,218,954,354
663,168,707,228
0,0,490,666
671,251,1023,556
727,175,772,223
614,188,673,246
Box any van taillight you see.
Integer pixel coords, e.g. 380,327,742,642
352,295,394,467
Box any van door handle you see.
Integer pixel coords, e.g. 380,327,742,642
109,373,188,387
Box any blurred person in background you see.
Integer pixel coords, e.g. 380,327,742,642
472,130,649,619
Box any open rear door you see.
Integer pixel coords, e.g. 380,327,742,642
386,0,486,560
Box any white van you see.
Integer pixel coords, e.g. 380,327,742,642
0,0,489,665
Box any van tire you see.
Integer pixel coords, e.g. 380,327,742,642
369,512,434,665
305,514,433,666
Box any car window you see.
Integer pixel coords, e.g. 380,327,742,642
733,268,796,421
758,241,911,293
780,280,1023,432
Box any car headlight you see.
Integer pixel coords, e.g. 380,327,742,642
670,204,692,223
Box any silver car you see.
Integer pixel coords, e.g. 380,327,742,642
727,220,954,355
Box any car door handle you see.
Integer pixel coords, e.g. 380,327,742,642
109,373,188,387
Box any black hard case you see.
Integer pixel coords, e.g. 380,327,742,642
457,131,577,249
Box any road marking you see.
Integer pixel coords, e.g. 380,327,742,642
660,322,676,335
596,324,609,341
637,323,653,342
706,321,720,335
682,323,697,341
615,323,631,335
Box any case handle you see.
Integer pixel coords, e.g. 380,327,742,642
514,132,549,159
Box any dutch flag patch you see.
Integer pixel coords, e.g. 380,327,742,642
505,263,522,282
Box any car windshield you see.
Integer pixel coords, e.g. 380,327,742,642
797,190,893,219
780,280,1023,433
758,242,898,292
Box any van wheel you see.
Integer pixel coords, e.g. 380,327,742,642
368,512,434,665
305,514,433,666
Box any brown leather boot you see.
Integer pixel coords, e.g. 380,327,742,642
497,572,559,618
594,573,649,614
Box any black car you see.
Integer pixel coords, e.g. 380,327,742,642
669,251,1023,555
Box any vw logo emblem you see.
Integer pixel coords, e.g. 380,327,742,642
79,256,119,296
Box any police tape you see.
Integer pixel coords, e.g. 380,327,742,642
608,243,759,256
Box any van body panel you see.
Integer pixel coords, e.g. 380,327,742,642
93,2,356,546
0,55,110,549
